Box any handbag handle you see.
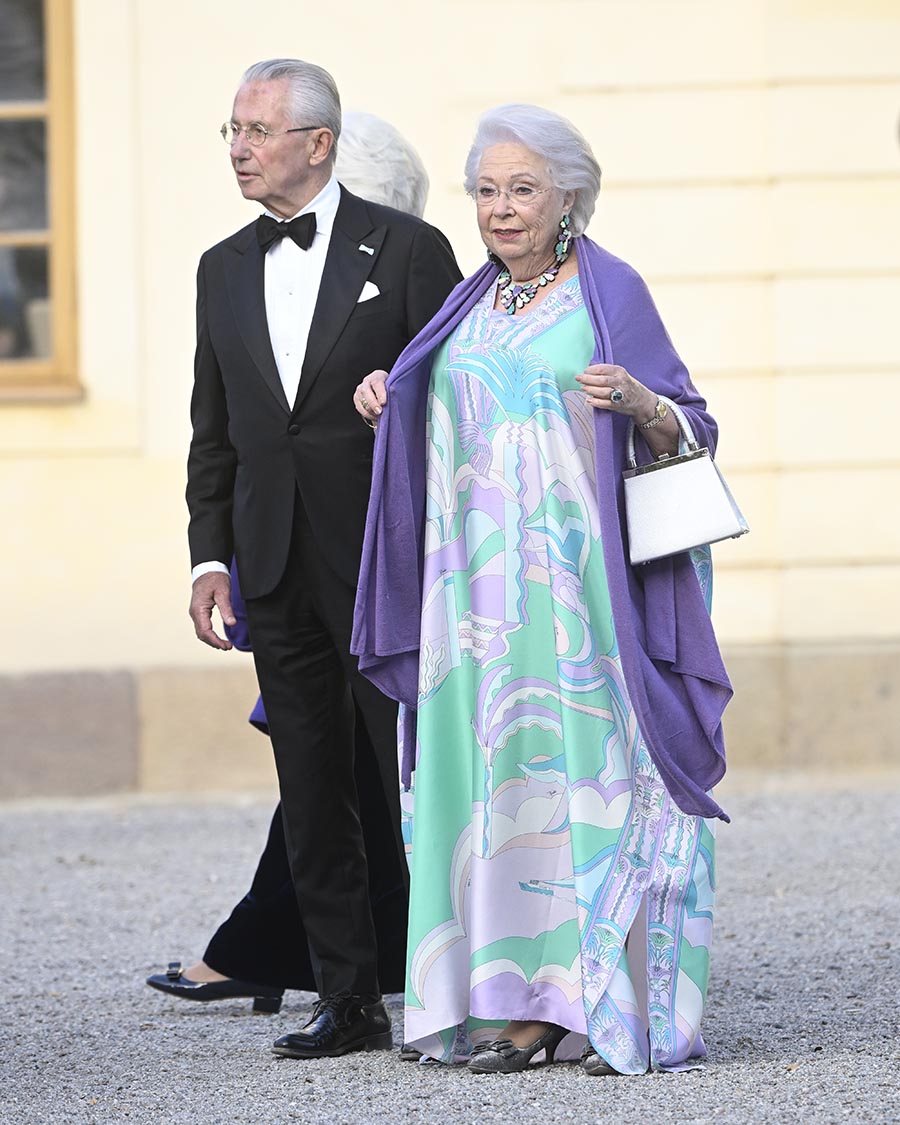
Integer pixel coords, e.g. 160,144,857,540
626,395,700,468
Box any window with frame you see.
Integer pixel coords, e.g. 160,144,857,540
0,0,76,398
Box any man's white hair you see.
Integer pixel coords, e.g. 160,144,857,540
241,58,341,160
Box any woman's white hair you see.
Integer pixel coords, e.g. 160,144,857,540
241,58,341,159
335,112,430,218
464,104,602,236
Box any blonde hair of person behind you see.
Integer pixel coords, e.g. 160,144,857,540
335,111,430,218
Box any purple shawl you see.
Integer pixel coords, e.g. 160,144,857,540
351,237,732,821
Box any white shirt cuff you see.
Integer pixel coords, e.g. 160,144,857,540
191,561,230,583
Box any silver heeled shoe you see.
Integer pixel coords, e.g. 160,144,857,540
580,1043,621,1076
467,1025,568,1074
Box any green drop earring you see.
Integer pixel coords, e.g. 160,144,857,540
555,212,572,262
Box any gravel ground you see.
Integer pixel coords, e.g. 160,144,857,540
2,776,899,1125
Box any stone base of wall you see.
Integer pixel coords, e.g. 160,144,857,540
721,642,900,771
0,662,275,800
2,643,897,800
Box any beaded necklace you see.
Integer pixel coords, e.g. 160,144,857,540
495,213,572,315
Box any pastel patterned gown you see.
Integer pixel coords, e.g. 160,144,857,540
401,275,716,1074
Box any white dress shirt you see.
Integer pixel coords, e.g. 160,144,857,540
192,175,341,583
264,174,341,410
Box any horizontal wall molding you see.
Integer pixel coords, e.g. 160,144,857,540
563,77,900,95
646,268,900,283
713,557,900,572
696,366,900,379
610,173,900,190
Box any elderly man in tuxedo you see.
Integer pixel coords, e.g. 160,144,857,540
186,58,460,1059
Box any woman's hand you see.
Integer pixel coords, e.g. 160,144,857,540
577,363,679,456
354,370,389,428
576,364,656,422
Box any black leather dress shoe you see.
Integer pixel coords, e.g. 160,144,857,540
146,961,284,1013
272,993,392,1059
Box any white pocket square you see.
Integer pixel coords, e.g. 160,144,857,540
357,280,380,303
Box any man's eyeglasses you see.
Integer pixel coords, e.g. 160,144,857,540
221,122,321,147
469,184,553,207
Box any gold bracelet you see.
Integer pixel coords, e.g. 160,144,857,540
638,397,668,429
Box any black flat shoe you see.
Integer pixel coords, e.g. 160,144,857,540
272,993,392,1059
146,961,284,1013
467,1025,568,1074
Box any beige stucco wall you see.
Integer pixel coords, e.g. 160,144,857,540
1,0,898,793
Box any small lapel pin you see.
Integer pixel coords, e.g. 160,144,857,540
358,243,375,256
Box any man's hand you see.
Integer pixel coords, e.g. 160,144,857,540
189,571,237,651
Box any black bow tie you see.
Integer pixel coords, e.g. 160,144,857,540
256,212,317,253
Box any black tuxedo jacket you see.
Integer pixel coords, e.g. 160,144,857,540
186,186,462,598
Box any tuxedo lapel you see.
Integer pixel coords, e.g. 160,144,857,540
293,189,385,413
224,229,291,414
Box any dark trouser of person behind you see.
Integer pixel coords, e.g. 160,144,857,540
243,490,406,1004
203,776,408,992
145,707,407,1013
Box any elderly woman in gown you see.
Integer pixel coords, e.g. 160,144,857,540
352,103,733,1076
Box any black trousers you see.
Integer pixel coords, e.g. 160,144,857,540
243,493,406,998
202,792,408,990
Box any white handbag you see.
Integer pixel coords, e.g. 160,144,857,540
622,397,749,565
